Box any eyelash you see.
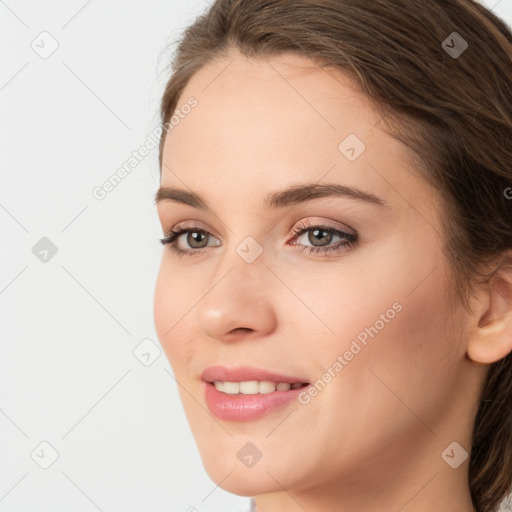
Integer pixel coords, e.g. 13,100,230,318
159,220,358,259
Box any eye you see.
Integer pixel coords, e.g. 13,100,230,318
159,222,220,258
289,219,358,256
159,219,358,258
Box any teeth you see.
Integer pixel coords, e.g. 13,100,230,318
240,380,259,394
259,381,277,394
223,381,240,394
212,380,306,394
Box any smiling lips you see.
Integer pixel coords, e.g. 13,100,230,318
201,365,311,421
200,364,310,385
212,380,306,394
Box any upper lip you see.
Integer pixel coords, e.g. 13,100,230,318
201,365,310,384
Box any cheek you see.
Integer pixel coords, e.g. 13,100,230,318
153,262,194,371
313,259,460,450
303,236,459,417
153,264,170,346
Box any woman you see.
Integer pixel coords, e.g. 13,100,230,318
153,1,512,511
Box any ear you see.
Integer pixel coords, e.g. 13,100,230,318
467,259,512,364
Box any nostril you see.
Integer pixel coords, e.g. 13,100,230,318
230,327,253,334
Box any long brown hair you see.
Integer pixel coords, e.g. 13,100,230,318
157,1,512,510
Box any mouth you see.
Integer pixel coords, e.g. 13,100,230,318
200,364,310,388
208,380,310,394
200,365,312,421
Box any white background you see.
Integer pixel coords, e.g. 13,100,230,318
1,1,511,511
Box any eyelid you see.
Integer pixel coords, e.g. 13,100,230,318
171,219,220,237
291,217,356,236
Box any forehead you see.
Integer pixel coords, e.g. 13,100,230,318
160,50,430,215
169,50,379,153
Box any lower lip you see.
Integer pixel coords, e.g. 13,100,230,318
204,382,310,422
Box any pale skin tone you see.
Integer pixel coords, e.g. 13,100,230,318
154,49,512,512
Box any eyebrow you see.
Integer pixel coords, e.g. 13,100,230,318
154,182,390,211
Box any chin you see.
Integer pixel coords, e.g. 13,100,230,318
205,465,284,496
199,451,294,496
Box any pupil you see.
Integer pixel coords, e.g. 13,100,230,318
310,228,330,246
189,231,206,248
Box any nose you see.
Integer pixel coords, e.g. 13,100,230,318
195,252,278,343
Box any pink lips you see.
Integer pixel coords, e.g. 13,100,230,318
201,365,311,422
200,365,309,384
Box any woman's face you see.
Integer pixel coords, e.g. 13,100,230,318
154,50,484,507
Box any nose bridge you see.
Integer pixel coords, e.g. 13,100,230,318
210,231,272,296
194,236,278,340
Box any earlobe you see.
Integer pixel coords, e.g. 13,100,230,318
467,325,512,364
466,266,512,365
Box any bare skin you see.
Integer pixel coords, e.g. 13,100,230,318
154,49,512,512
